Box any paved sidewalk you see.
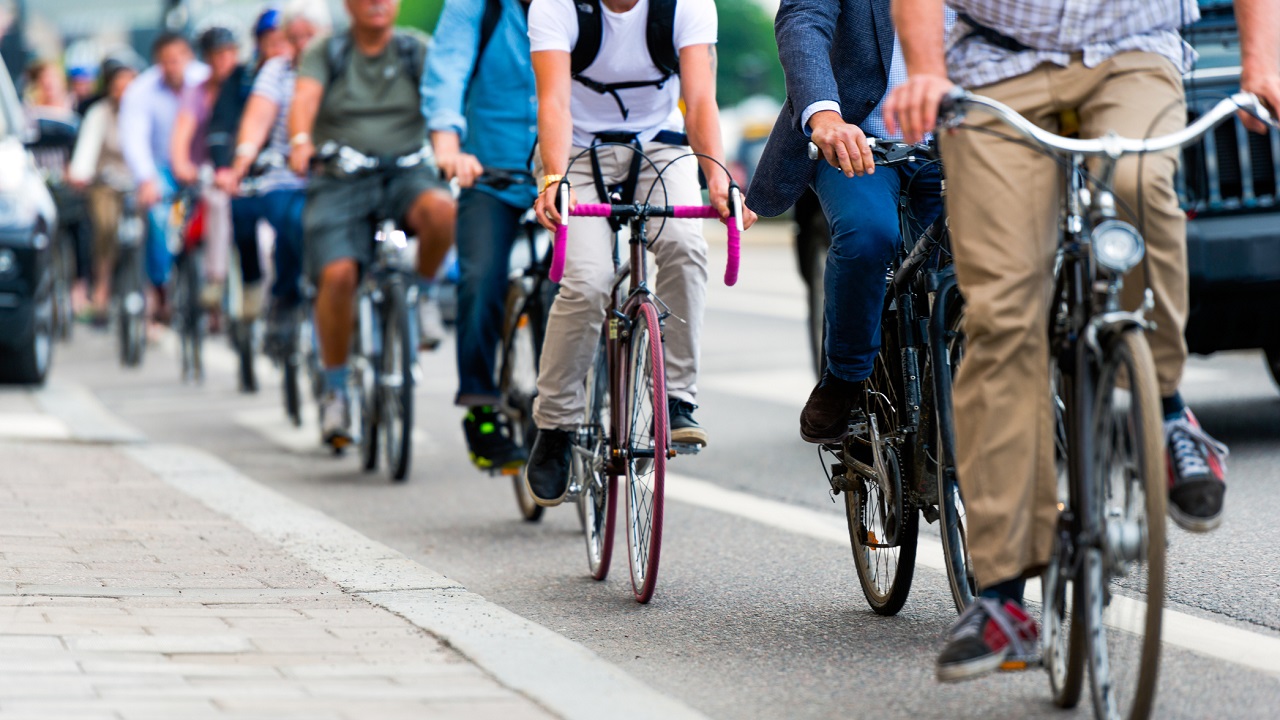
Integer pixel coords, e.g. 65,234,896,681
0,417,551,717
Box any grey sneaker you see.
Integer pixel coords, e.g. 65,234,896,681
417,297,446,351
1165,408,1228,532
320,391,352,450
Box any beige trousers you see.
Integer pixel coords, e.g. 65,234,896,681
940,52,1188,588
533,142,708,430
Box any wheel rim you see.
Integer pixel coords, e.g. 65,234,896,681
848,448,903,604
583,353,611,574
625,307,665,601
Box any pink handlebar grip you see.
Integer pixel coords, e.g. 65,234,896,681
725,221,741,287
572,204,613,217
550,223,568,283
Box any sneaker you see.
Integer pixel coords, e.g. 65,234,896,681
417,296,446,351
524,428,572,506
464,406,528,472
669,398,707,446
936,597,1040,683
1165,408,1228,532
320,391,352,450
800,370,864,444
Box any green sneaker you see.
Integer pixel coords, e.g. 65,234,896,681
463,406,528,472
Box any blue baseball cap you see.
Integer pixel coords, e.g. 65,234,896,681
254,7,282,37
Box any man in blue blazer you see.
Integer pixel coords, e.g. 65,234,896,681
747,0,944,445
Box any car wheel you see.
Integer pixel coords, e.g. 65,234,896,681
0,297,53,385
1265,348,1280,393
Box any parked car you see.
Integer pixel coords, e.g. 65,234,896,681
0,58,59,384
794,0,1280,387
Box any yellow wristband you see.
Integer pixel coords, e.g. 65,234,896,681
541,174,564,192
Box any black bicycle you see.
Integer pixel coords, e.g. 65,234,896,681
168,184,206,384
937,89,1277,719
114,193,148,368
484,170,558,521
807,139,971,616
316,143,424,482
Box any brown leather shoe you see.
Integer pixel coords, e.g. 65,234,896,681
800,371,864,444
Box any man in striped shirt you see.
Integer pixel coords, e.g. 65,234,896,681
885,0,1280,682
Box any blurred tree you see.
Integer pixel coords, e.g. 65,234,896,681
400,0,785,108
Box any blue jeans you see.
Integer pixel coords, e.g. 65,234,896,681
454,188,525,407
144,169,178,288
231,189,306,306
812,159,944,382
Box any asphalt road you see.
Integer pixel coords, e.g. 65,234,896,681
50,228,1280,719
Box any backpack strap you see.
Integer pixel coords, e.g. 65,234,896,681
569,0,679,120
326,31,425,91
469,0,504,86
325,32,353,91
645,0,679,77
570,0,604,76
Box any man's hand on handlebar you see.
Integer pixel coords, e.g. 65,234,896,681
809,111,875,177
884,74,957,145
708,175,758,230
1240,68,1280,135
437,149,484,189
214,167,240,195
289,140,314,177
534,182,577,232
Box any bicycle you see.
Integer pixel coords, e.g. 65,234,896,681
805,139,972,615
548,148,744,603
168,183,207,384
483,169,558,522
315,143,425,482
114,193,148,368
936,88,1277,720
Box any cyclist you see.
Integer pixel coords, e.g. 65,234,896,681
884,0,1280,683
287,0,457,449
170,27,246,324
226,1,330,353
68,58,139,326
120,32,209,322
522,0,757,506
422,0,537,472
745,0,945,449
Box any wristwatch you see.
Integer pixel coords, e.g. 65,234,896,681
541,174,564,192
289,132,311,147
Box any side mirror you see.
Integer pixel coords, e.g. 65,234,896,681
26,117,79,150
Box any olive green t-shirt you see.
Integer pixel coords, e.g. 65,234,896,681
298,31,427,157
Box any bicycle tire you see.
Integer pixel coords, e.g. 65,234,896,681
581,336,614,580
624,302,667,604
53,235,74,342
934,299,976,613
498,280,544,521
846,449,919,616
1046,363,1086,709
1085,328,1166,720
284,357,303,428
381,282,415,482
117,248,146,368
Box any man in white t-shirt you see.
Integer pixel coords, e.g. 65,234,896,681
522,0,756,506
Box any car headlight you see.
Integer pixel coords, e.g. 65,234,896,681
0,248,15,278
1091,220,1145,274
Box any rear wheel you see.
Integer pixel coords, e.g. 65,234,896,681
846,447,919,615
1085,329,1166,720
381,284,415,482
580,336,614,580
117,247,146,368
624,302,667,603
935,300,975,613
499,280,544,521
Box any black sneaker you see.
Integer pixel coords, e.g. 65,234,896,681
1165,408,1228,532
463,406,528,472
263,300,298,362
524,428,572,507
668,398,707,446
936,597,1040,683
800,371,864,444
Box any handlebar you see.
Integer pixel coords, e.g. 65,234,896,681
938,87,1278,157
475,169,535,191
549,183,743,287
314,142,433,176
807,137,938,167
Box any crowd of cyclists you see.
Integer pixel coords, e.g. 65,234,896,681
22,0,1280,709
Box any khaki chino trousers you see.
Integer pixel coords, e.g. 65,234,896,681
533,142,708,430
940,52,1188,588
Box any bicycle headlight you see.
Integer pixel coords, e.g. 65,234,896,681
1091,220,1145,274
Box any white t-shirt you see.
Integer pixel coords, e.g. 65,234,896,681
528,0,717,147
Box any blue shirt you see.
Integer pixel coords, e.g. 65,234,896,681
119,62,209,184
422,0,538,208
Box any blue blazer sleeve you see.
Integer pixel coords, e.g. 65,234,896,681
422,0,485,139
774,0,843,133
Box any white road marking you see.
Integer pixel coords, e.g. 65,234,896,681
0,413,70,441
665,472,1280,678
705,291,807,322
700,368,814,408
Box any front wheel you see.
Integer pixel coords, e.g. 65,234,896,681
498,280,545,521
846,446,919,616
380,284,415,482
1085,329,1166,720
623,302,667,603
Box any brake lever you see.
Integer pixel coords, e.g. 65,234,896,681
937,86,970,131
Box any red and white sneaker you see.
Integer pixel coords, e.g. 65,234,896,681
936,598,1040,683
1165,408,1228,533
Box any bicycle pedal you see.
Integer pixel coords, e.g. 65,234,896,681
670,442,702,456
999,655,1042,672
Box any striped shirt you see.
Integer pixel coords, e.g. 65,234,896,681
946,0,1200,88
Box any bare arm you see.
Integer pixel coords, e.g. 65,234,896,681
531,49,574,230
884,0,953,143
680,44,755,227
287,76,323,175
169,109,198,185
1236,0,1280,133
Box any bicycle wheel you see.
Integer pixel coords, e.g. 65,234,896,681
623,302,667,603
117,249,146,368
52,234,74,342
380,283,415,482
353,297,380,467
498,281,544,521
1046,362,1087,708
580,336,614,580
1085,329,1166,720
934,299,975,613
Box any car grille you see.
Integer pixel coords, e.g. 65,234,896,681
1178,109,1280,213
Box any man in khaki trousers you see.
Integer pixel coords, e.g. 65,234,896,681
885,0,1280,683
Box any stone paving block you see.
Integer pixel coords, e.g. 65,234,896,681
0,658,81,673
78,661,280,678
0,636,65,651
336,698,555,720
69,635,253,654
281,663,480,679
98,680,308,700
0,675,95,698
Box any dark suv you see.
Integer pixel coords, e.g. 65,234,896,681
794,2,1280,385
0,57,58,384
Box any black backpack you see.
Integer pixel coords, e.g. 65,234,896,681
569,0,679,120
325,30,426,90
